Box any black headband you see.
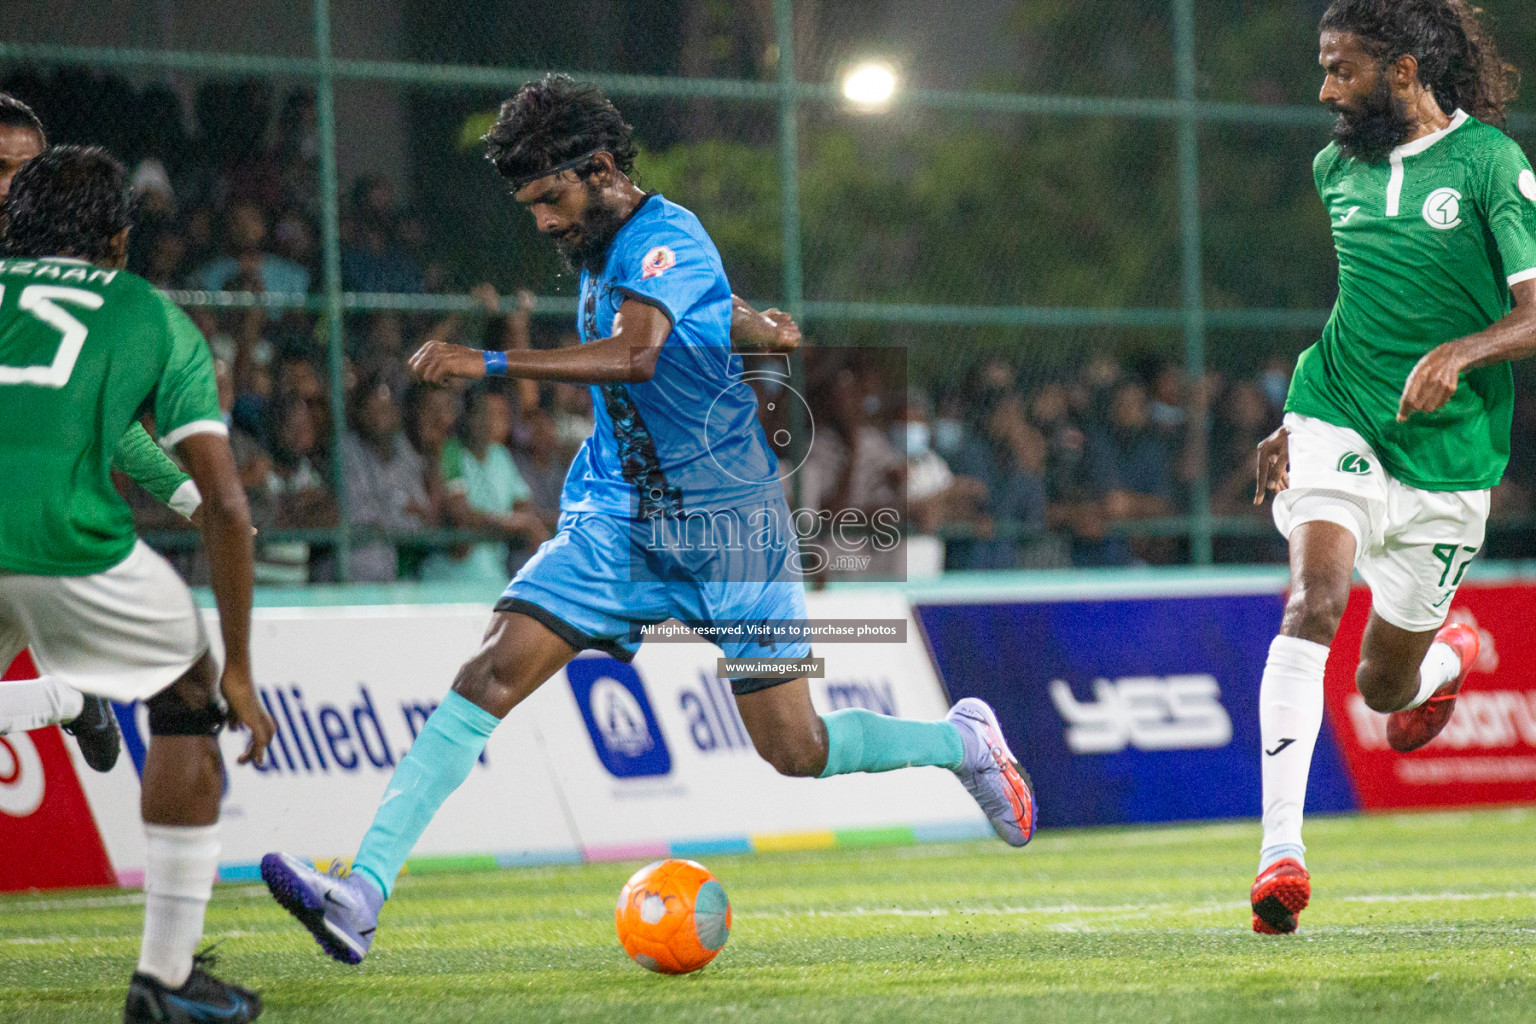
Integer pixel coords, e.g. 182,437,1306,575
508,148,606,191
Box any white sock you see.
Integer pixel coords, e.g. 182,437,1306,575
138,823,220,989
1259,635,1329,872
1403,642,1461,710
0,676,85,734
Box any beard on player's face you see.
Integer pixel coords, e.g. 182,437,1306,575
1330,69,1414,164
551,180,626,276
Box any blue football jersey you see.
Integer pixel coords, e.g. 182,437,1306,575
559,195,780,517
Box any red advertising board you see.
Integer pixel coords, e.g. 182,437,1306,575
0,653,117,891
1323,584,1536,811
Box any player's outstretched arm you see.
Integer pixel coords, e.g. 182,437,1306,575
113,420,201,521
730,295,801,353
177,432,274,767
409,298,671,385
1400,280,1536,421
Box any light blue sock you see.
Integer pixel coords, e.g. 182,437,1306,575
352,691,499,898
817,708,964,779
1259,843,1307,874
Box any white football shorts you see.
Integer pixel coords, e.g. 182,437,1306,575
1272,413,1489,633
0,540,211,702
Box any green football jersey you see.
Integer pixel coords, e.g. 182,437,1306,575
1287,111,1536,491
0,258,224,575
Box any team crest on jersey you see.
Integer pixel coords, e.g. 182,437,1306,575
1521,169,1536,203
640,246,676,280
1422,187,1462,230
1337,452,1372,475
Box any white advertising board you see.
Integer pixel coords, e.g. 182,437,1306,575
75,589,986,879
552,589,985,856
76,606,580,878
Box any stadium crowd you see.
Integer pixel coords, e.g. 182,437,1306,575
9,69,1536,582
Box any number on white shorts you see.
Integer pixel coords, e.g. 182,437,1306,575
1431,543,1478,588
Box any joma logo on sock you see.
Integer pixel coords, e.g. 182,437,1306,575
1049,675,1233,754
1337,453,1372,475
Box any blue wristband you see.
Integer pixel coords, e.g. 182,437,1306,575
483,350,508,376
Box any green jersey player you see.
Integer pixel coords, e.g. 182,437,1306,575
1249,0,1536,935
0,147,274,1021
0,93,204,772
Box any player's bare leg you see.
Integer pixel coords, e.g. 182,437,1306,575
126,652,261,1021
262,612,576,964
1358,614,1481,753
1254,522,1476,932
140,661,224,827
733,678,829,777
1253,520,1352,933
734,677,1037,846
448,611,580,717
1357,615,1442,710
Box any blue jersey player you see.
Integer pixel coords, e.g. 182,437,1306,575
261,76,1037,965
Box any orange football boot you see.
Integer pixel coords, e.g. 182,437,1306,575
1386,622,1479,753
1251,857,1311,934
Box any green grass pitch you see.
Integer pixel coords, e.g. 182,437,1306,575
4,808,1535,1023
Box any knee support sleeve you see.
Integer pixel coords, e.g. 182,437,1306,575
146,685,224,737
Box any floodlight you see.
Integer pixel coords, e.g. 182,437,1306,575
842,62,898,109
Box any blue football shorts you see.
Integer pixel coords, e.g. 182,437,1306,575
496,499,811,692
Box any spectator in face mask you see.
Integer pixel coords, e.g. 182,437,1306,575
897,390,985,577
931,395,966,459
950,392,1053,570
900,391,947,508
798,368,905,581
1258,354,1293,416
1148,363,1187,434
1090,381,1174,519
1084,380,1178,565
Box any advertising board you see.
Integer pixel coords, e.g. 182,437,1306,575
914,592,1360,826
50,590,981,882
1324,585,1536,810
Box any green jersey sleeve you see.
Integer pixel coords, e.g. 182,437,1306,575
112,421,200,518
151,291,227,448
1480,137,1536,287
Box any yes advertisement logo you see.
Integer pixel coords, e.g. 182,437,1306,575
568,658,673,779
1049,675,1234,754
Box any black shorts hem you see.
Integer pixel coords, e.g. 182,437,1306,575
493,597,637,663
729,674,795,697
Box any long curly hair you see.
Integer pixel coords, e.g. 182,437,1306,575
482,74,638,187
1320,0,1520,125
